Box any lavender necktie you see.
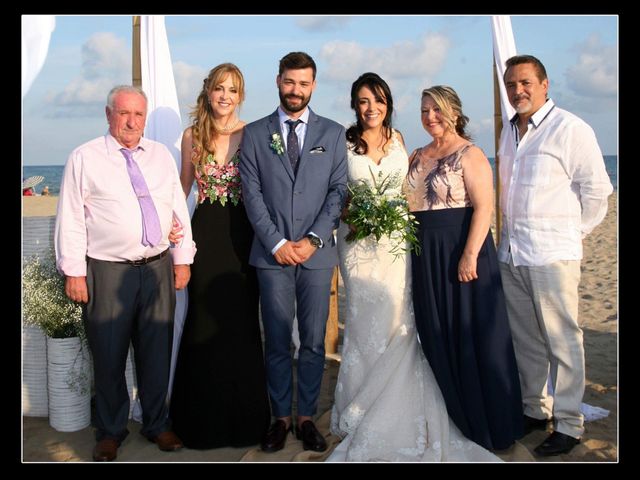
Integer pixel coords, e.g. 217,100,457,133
120,148,162,247
286,119,302,173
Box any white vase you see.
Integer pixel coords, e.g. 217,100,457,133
47,336,91,432
22,324,48,416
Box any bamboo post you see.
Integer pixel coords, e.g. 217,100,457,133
492,62,503,241
324,267,339,354
132,16,141,88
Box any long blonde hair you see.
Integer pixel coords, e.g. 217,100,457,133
190,63,245,167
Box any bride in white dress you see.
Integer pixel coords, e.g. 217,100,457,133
327,73,500,462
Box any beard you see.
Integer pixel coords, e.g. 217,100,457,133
512,96,533,115
279,90,311,113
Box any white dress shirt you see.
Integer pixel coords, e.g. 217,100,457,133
497,99,613,267
55,133,196,276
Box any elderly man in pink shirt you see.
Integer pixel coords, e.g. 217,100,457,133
55,85,196,462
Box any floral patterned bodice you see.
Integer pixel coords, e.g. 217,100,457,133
404,144,473,212
194,150,242,207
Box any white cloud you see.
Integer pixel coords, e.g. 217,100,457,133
172,61,207,122
566,34,617,98
48,32,130,116
295,16,352,32
319,32,451,84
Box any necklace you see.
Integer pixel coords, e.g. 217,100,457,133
215,118,240,134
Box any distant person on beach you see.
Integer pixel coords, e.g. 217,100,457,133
403,85,523,452
23,187,34,196
55,85,195,462
41,186,50,196
497,54,613,456
239,51,348,453
328,73,501,462
168,63,271,449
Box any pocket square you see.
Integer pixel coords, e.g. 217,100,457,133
309,146,326,153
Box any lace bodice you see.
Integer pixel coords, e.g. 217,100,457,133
346,130,408,198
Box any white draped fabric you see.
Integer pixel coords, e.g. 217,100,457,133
22,15,56,98
139,15,193,405
490,15,517,123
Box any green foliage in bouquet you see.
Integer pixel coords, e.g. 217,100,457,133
22,255,84,339
343,167,421,258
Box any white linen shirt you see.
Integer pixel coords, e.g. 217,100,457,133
55,133,196,277
497,99,613,267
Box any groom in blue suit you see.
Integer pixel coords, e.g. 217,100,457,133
239,52,347,453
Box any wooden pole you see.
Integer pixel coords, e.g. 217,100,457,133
132,16,141,87
324,267,339,354
492,62,503,241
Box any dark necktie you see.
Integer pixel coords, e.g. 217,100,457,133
286,119,302,173
120,148,163,247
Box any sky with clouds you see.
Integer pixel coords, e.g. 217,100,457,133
22,15,618,166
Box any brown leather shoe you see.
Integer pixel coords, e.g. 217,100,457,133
296,420,327,452
92,438,119,462
261,420,293,452
150,431,184,451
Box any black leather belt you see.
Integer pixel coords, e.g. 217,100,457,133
113,249,169,266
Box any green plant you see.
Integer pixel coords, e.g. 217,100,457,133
343,167,421,258
22,254,84,339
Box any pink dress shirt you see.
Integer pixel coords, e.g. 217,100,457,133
55,134,196,277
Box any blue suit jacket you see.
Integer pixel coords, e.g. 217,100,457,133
239,108,348,269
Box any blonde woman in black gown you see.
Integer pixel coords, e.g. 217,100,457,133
169,64,270,449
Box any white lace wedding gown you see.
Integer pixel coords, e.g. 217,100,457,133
328,132,500,462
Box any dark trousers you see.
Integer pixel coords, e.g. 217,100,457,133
84,254,175,442
256,266,334,418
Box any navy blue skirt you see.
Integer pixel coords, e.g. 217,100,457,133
411,207,523,450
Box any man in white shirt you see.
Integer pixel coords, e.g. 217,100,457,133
497,55,613,457
55,85,196,461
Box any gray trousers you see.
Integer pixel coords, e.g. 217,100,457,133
84,254,175,442
499,258,585,438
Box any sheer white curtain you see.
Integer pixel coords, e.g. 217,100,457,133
22,15,55,98
139,15,194,409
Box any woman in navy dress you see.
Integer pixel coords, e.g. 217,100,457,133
404,85,523,450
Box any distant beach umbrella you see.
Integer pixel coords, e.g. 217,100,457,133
22,176,45,190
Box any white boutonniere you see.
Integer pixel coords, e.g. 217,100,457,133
270,133,284,155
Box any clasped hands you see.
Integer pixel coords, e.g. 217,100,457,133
274,238,317,266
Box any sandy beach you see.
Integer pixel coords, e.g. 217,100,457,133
21,193,618,462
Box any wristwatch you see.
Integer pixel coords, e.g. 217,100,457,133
306,234,322,249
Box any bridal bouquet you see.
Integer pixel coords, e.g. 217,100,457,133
343,168,420,257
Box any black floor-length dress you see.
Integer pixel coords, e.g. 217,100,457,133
170,193,270,449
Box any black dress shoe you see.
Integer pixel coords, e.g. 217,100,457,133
296,420,328,452
534,431,580,456
523,414,551,435
261,420,293,452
